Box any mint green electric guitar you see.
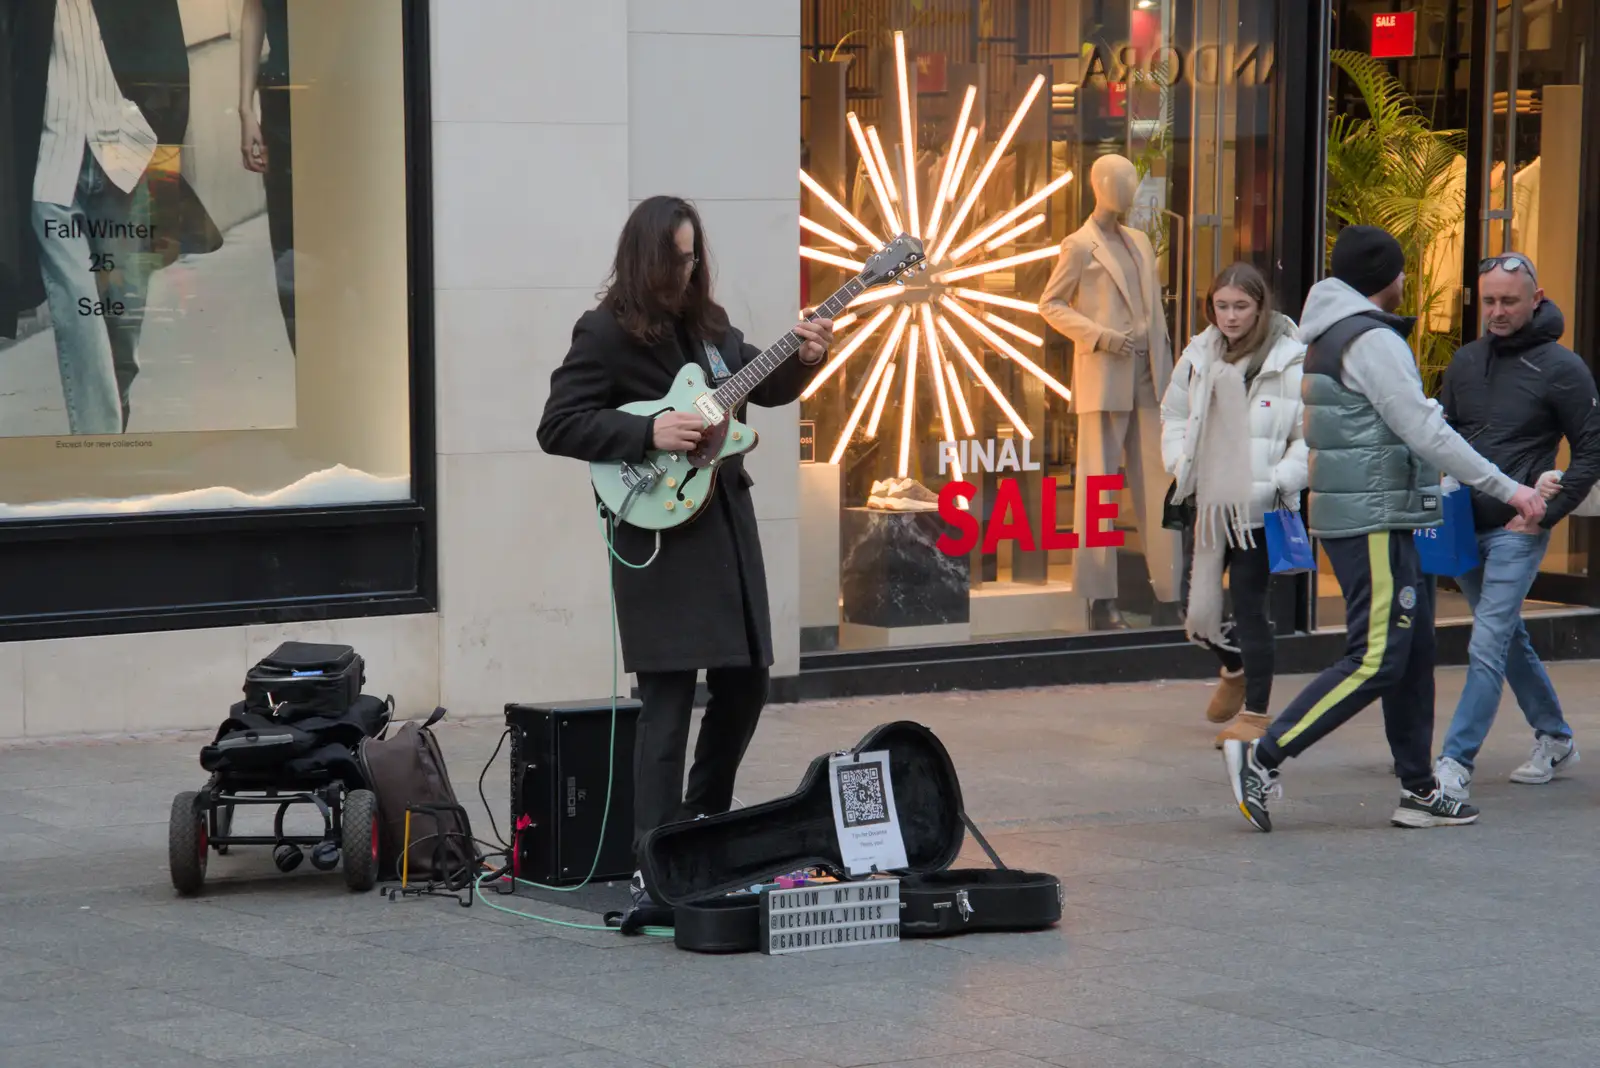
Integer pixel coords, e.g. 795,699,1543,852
591,234,925,531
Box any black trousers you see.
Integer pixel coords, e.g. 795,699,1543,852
1208,539,1275,714
259,84,295,353
632,666,767,864
1259,531,1436,793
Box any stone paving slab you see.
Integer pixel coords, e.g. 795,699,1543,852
3,661,1600,1067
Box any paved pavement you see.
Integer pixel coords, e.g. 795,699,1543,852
4,662,1600,1068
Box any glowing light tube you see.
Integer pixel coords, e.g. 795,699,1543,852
800,246,865,271
942,297,1072,403
984,213,1046,251
951,170,1075,261
921,306,960,480
934,313,1033,438
893,32,921,239
799,169,880,246
945,359,976,436
932,73,1047,264
926,86,976,241
983,312,1045,347
800,304,895,400
847,113,901,234
898,325,921,477
935,245,1058,285
829,307,912,465
800,215,860,250
951,287,1045,314
866,362,897,437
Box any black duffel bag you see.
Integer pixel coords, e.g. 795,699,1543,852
244,642,364,717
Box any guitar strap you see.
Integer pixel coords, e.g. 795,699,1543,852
702,340,733,382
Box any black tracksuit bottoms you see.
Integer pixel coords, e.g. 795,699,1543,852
1256,530,1437,794
631,666,767,863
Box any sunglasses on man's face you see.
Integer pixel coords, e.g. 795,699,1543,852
1478,255,1537,283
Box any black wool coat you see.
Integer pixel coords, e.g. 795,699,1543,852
537,306,819,675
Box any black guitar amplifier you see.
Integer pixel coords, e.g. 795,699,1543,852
505,699,640,887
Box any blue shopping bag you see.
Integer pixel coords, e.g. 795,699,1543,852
1262,505,1316,574
1414,486,1480,577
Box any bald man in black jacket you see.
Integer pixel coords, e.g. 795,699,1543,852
1432,253,1600,801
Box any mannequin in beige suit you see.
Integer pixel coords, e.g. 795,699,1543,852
1039,154,1182,630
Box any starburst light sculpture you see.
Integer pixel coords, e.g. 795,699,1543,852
799,31,1075,484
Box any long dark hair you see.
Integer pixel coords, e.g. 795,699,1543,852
600,196,729,345
1204,261,1275,362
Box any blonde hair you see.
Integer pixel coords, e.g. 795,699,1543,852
1205,262,1274,362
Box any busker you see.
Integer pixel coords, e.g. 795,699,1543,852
1160,262,1307,748
537,196,833,913
1432,254,1600,800
1222,224,1547,833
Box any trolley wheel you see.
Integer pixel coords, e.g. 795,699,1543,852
168,791,208,897
341,789,379,893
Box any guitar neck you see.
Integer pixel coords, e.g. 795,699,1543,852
711,277,869,411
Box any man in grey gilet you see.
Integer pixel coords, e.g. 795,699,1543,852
1223,225,1547,833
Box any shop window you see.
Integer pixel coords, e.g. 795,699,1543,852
0,0,412,519
798,0,1283,651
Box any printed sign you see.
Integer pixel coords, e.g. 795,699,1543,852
799,420,816,463
1371,12,1416,59
829,750,908,876
761,879,901,955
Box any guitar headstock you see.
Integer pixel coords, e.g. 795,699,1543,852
859,234,927,289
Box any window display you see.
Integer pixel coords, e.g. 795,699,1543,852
0,0,413,517
799,0,1283,651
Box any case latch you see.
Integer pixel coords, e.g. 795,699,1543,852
955,888,973,922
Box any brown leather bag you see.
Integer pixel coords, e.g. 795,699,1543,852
358,708,474,888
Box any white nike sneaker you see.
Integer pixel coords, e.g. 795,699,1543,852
1434,756,1472,801
1509,734,1579,785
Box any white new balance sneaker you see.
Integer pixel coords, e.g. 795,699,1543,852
1435,756,1472,801
1509,734,1579,785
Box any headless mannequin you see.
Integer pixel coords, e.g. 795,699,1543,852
1039,154,1182,630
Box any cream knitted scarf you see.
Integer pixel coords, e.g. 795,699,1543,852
1180,350,1255,648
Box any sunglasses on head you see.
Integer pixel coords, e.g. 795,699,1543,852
1478,255,1537,283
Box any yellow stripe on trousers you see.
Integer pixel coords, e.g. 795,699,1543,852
1278,531,1395,747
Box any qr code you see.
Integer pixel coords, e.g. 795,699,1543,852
838,764,890,827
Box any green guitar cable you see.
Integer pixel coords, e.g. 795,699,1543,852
468,502,672,939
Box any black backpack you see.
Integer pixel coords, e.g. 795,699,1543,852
358,708,475,889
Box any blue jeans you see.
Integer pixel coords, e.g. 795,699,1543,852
30,150,159,435
1440,528,1571,769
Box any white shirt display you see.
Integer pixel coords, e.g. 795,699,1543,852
33,0,160,207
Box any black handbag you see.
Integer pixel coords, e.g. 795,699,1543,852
1162,479,1195,532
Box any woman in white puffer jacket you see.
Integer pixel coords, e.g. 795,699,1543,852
1160,262,1308,748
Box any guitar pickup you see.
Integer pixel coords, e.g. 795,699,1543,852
693,394,724,425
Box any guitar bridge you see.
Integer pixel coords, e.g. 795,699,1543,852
619,459,666,492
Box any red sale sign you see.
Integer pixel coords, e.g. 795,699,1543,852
1371,12,1416,59
936,475,1126,556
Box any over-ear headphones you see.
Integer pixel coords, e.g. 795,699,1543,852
271,794,341,874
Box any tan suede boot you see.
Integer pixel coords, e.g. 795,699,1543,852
1205,669,1247,723
1214,711,1270,749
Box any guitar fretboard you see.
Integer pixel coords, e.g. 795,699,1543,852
711,277,868,412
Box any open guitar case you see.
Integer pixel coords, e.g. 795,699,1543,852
633,720,1061,953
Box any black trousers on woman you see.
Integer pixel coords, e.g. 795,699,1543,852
631,666,767,864
1204,539,1275,714
259,84,295,353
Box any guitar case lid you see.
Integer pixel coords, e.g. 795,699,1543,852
640,720,965,908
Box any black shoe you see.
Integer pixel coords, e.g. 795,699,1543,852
1224,738,1281,832
1089,599,1129,631
1391,785,1479,828
629,869,654,909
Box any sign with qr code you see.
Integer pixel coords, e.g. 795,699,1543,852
828,750,908,875
761,879,901,955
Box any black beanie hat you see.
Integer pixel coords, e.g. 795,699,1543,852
1331,225,1405,297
